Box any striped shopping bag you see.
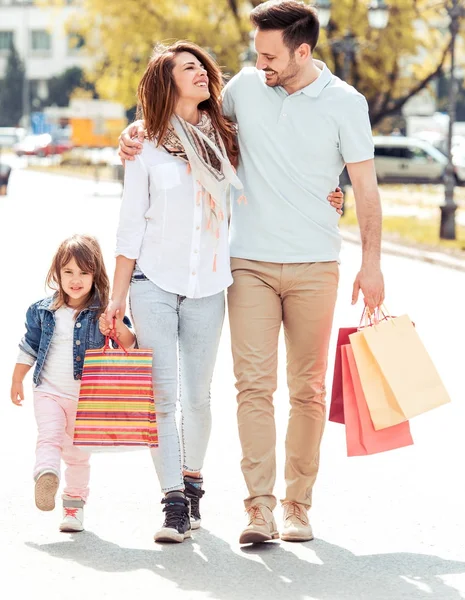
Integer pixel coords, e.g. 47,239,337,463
73,337,158,450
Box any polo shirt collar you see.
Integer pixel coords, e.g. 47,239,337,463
299,60,332,98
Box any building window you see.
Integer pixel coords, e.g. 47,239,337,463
30,30,52,54
67,32,85,54
0,31,14,53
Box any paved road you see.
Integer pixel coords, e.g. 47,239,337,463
1,168,464,600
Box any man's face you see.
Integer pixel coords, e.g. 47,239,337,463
254,29,300,88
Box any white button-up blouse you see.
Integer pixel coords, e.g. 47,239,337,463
116,140,232,299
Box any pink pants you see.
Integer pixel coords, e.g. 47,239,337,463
33,391,90,502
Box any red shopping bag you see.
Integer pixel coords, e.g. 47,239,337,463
341,344,413,457
329,308,405,425
329,327,357,424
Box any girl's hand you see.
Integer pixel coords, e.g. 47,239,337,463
328,187,344,215
11,382,24,406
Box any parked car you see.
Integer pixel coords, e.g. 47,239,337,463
373,136,465,185
0,127,25,149
13,133,73,157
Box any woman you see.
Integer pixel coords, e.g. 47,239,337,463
107,41,343,544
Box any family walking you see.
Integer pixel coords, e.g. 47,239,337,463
11,1,384,544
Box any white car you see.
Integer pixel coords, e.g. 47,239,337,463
373,136,465,185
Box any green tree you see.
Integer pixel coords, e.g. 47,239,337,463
436,70,465,122
47,66,97,107
0,42,25,126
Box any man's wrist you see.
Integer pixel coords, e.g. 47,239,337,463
361,255,381,270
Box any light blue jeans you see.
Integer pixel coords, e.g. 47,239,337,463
130,278,225,492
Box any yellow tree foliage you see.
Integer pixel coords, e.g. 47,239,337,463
69,0,456,124
315,0,453,125
71,0,248,108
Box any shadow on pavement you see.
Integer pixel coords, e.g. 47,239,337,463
26,531,465,600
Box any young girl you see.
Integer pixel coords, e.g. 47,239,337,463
11,234,134,533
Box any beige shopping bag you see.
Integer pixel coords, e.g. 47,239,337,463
349,330,405,429
350,315,450,430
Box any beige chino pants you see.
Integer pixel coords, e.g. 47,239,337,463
228,259,339,511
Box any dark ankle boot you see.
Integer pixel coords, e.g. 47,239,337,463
184,476,205,530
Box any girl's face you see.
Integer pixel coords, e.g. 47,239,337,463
60,257,94,307
172,51,210,104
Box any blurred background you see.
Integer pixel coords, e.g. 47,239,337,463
2,0,465,251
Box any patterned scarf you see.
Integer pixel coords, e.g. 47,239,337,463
162,112,222,172
161,112,244,271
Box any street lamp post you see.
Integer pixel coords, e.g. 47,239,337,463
21,0,30,132
440,0,464,240
314,1,389,213
315,1,390,84
332,33,358,83
240,30,256,68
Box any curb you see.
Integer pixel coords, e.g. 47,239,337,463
341,230,465,273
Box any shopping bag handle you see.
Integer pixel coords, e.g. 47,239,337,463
103,317,129,354
359,305,392,329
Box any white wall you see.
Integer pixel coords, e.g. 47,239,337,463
0,1,93,83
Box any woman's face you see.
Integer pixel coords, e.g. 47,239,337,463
172,51,210,104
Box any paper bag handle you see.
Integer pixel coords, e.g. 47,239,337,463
103,317,128,354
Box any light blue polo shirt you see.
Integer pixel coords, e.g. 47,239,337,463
222,62,374,263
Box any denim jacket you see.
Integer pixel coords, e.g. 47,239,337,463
19,295,131,385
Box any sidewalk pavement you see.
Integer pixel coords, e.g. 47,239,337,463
11,162,465,272
341,229,465,272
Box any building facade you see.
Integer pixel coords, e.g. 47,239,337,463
0,0,93,106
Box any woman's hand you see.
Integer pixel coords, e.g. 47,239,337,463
118,120,146,163
327,187,344,215
104,299,126,332
99,309,126,339
99,314,112,337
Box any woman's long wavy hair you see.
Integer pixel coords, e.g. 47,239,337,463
137,41,239,166
46,234,110,317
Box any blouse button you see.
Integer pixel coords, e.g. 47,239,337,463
76,356,81,362
76,323,82,328
75,340,81,346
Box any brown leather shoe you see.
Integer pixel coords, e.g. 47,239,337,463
239,504,279,544
280,501,314,542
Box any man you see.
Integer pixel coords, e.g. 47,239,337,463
119,0,384,545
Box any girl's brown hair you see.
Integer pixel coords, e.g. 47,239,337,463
46,234,110,316
137,41,239,166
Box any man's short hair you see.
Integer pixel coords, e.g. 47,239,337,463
250,1,320,52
